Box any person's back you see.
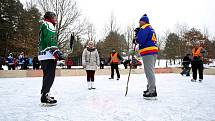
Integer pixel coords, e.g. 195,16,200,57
182,54,191,66
181,54,191,76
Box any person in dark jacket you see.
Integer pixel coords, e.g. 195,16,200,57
6,53,15,70
23,55,29,70
108,48,123,80
18,52,25,70
33,56,40,70
100,56,105,69
191,41,207,82
180,54,191,76
0,56,4,70
38,11,61,105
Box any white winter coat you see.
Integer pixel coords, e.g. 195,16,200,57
82,47,100,70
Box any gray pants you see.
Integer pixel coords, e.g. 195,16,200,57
142,55,157,93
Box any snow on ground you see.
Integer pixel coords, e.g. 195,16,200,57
0,74,215,121
2,59,215,70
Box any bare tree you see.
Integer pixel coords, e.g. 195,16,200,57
87,23,96,42
104,12,119,35
37,0,87,52
175,23,189,62
123,24,137,59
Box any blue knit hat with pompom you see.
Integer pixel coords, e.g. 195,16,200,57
139,14,149,23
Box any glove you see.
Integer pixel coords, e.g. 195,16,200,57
133,38,137,44
133,27,140,44
53,49,64,60
134,27,140,35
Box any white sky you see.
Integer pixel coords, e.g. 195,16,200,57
20,0,215,40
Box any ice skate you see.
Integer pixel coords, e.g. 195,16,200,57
41,93,57,106
91,82,96,89
143,86,154,94
191,78,196,82
198,79,203,83
143,90,157,100
143,89,149,94
87,82,91,90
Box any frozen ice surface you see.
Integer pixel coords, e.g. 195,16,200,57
0,74,215,121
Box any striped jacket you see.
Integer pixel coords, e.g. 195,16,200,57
38,20,58,60
136,24,158,56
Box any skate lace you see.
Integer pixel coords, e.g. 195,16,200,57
46,93,54,101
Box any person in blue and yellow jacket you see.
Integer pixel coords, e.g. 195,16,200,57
134,14,158,99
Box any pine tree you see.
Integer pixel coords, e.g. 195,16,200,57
0,0,24,56
98,31,127,59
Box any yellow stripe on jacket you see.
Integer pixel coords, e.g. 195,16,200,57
139,46,158,55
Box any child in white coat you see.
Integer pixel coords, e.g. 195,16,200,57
82,41,100,90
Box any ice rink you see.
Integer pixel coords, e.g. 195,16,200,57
0,74,215,121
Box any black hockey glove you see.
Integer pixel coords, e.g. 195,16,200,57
133,27,140,44
134,27,140,36
53,49,64,60
133,38,137,44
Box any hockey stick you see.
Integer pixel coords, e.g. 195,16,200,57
125,44,137,96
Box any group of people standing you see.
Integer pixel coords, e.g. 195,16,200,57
0,52,40,70
38,11,207,105
180,41,207,82
38,11,162,105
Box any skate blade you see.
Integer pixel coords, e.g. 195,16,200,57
40,103,57,107
143,96,158,100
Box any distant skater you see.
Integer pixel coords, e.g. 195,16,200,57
191,41,207,82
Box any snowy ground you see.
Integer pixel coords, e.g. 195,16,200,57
0,74,215,121
2,59,215,70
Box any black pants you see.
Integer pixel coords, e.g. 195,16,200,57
0,64,3,70
8,65,15,70
191,61,203,80
100,64,104,69
86,70,95,82
181,63,190,76
20,64,24,70
123,60,131,69
111,64,120,78
41,59,57,94
33,64,40,70
67,65,71,69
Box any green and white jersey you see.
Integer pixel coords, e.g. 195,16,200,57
38,21,58,60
